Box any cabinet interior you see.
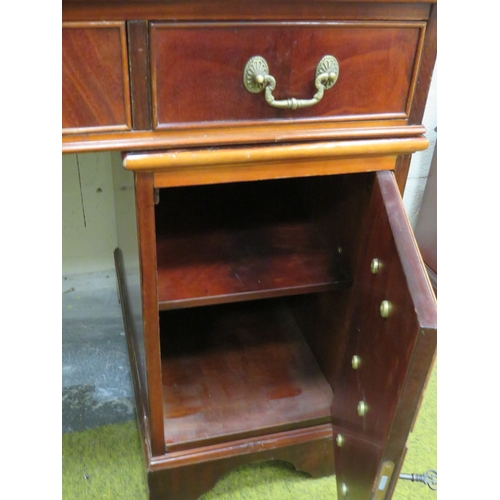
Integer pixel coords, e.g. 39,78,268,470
155,172,374,451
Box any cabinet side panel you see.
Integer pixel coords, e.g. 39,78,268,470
408,4,436,125
111,154,150,446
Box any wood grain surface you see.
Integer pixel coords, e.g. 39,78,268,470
63,0,432,23
62,22,131,133
134,173,164,456
151,22,423,128
160,299,334,451
124,137,428,173
62,121,424,154
155,178,351,309
148,424,335,500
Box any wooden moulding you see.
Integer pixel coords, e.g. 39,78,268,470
147,424,335,500
125,137,429,171
62,0,432,23
121,137,428,188
61,122,425,154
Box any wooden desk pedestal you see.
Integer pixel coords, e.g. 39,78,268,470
63,2,437,498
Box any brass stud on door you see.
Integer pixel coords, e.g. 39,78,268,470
380,300,392,318
351,355,361,369
358,400,368,416
341,483,348,496
371,258,381,274
336,434,344,447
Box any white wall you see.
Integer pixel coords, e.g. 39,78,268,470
403,65,437,228
62,152,119,275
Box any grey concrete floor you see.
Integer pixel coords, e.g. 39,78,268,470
62,271,135,433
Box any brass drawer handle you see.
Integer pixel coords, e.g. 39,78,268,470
243,55,339,110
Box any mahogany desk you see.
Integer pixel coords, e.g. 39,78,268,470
63,1,437,498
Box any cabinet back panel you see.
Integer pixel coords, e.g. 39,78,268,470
154,176,363,308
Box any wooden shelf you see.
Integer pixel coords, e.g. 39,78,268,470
155,179,352,310
160,299,334,452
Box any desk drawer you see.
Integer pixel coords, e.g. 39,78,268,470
151,22,425,130
62,22,131,134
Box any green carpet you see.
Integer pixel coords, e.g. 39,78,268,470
62,363,436,499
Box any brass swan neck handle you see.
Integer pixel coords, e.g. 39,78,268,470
243,55,339,110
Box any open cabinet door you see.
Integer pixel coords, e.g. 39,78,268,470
331,170,437,499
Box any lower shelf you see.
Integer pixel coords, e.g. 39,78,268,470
160,298,334,452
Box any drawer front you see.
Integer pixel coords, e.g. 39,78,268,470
151,22,424,130
62,22,131,134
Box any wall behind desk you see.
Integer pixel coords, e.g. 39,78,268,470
62,152,121,275
404,65,437,228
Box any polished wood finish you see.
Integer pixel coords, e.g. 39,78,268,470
160,299,334,451
152,155,395,188
63,2,437,499
394,154,412,194
63,0,431,22
151,22,424,129
330,171,436,496
123,136,428,172
62,122,426,154
408,4,437,125
128,21,152,130
134,173,164,456
154,178,351,310
148,425,335,500
62,22,131,133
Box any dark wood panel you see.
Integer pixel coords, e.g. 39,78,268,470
331,171,435,442
148,425,335,500
332,428,384,499
286,172,374,391
61,121,423,153
112,158,151,458
63,1,432,23
127,20,152,130
394,154,412,194
151,22,423,128
155,179,351,309
62,22,131,133
159,299,334,451
327,170,436,498
408,3,437,124
134,173,165,457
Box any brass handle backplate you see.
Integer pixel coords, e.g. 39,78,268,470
243,55,339,110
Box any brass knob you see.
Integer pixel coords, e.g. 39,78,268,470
380,300,392,318
351,355,361,369
336,434,344,447
341,483,348,495
358,400,368,416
